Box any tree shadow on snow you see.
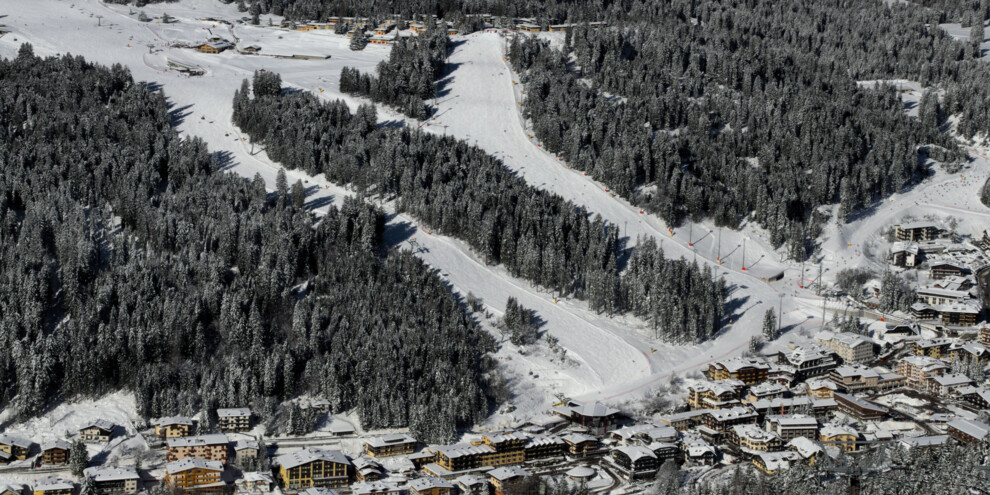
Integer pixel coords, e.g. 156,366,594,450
381,214,419,250
378,119,407,130
168,103,194,127
214,150,237,171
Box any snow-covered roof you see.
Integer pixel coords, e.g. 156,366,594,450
612,445,656,462
166,433,228,448
217,408,251,418
525,434,564,448
85,467,140,482
708,406,758,421
833,393,888,414
166,458,223,474
562,433,596,444
351,482,400,495
566,466,596,479
898,221,937,230
833,364,880,379
327,418,355,434
301,488,339,495
0,484,25,495
32,477,73,492
487,466,530,481
819,423,858,439
748,382,788,396
0,435,32,449
484,431,529,444
365,433,416,448
569,401,619,418
931,373,972,387
756,451,800,471
900,435,949,448
41,439,71,452
948,419,990,440
899,355,948,370
831,332,872,349
689,381,737,396
239,472,273,484
781,345,834,365
234,439,260,451
432,443,494,459
807,379,837,391
453,474,487,487
276,448,350,469
80,419,115,432
713,356,770,373
732,424,779,443
408,477,453,491
765,414,818,429
154,416,193,427
643,426,678,442
786,437,822,459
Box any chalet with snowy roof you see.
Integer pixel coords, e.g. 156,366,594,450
428,443,497,474
916,286,971,306
640,425,679,444
701,406,758,432
31,477,73,495
764,415,818,442
687,381,741,409
216,408,251,433
610,446,658,480
930,259,967,279
523,435,565,460
786,436,822,462
899,435,950,450
947,419,990,444
41,439,70,466
913,338,953,358
197,38,234,54
828,365,904,392
754,451,802,475
895,222,939,242
0,435,33,460
516,23,541,32
235,472,273,495
806,379,837,398
0,485,25,495
365,434,417,457
234,439,260,461
79,420,115,442
166,434,229,463
777,345,839,380
552,401,621,433
911,302,941,321
767,364,797,386
561,433,597,456
935,301,982,326
898,355,948,389
744,382,789,403
154,416,194,438
949,341,990,362
708,357,770,384
816,332,874,364
453,475,487,495
833,392,887,421
408,477,453,495
276,448,351,490
351,458,384,482
301,489,340,495
309,399,331,415
658,409,708,430
729,424,783,455
647,441,679,463
487,466,530,495
819,423,858,452
929,373,973,396
681,433,717,465
165,458,225,493
959,387,990,409
890,242,919,267
85,467,141,495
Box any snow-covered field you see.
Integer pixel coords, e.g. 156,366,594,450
4,0,990,431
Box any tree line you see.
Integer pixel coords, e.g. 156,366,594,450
0,45,491,443
339,28,449,119
507,0,985,260
233,70,726,343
